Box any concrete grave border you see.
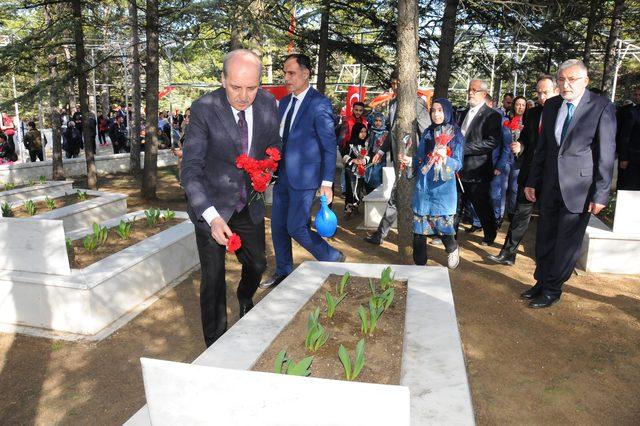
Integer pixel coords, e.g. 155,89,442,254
126,262,475,425
0,180,74,205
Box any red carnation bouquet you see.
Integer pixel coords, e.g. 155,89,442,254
236,147,281,202
226,233,242,253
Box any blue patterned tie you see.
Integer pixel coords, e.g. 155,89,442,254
560,102,574,145
236,110,248,212
281,96,297,145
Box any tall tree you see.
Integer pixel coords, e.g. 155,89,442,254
71,0,98,189
45,4,64,181
395,0,419,263
601,0,626,98
582,0,600,70
316,0,330,94
129,0,142,174
433,0,459,99
142,0,160,199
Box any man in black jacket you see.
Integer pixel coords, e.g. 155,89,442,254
456,79,502,245
617,87,640,190
488,75,559,265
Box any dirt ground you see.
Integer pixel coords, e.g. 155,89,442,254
0,167,638,425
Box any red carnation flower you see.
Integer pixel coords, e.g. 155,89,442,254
236,154,250,169
360,148,367,156
356,164,366,177
227,233,242,253
266,147,281,161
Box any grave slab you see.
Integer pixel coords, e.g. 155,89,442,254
0,180,74,205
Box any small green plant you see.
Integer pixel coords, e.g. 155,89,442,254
379,266,395,290
92,222,108,245
83,234,99,251
338,339,366,381
305,307,328,352
1,201,12,217
39,175,46,184
24,199,37,216
27,179,36,187
161,209,176,221
337,272,350,297
115,220,133,239
44,196,56,210
273,350,313,377
66,238,73,251
144,208,161,227
358,298,386,336
4,182,15,191
76,189,87,201
325,290,347,318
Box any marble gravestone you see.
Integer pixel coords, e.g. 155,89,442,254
141,357,411,426
613,190,640,236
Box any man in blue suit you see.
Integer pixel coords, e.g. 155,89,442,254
261,54,345,288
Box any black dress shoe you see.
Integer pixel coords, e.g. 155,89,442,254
239,300,254,318
259,274,288,289
364,234,382,245
528,294,560,309
487,252,515,266
480,240,494,247
466,225,482,233
520,285,542,300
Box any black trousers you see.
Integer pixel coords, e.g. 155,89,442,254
500,187,535,258
194,207,266,347
413,233,457,265
534,181,591,298
618,162,640,190
455,180,497,243
29,149,43,162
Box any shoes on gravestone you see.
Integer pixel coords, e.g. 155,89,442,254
528,294,560,309
447,248,460,269
259,274,288,289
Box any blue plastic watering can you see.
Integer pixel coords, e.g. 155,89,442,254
315,194,337,238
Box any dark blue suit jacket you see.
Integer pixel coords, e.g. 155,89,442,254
278,87,337,190
527,90,616,213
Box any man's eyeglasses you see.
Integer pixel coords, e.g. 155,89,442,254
557,76,586,85
468,87,486,94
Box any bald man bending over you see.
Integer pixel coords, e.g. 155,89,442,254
181,49,281,346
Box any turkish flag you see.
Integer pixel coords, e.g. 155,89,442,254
262,85,289,101
345,86,367,117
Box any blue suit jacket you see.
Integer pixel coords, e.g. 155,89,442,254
278,87,337,190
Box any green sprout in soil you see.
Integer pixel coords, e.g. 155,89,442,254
337,272,350,297
379,266,395,290
358,298,385,336
338,339,365,381
274,349,313,377
4,183,15,191
325,290,346,318
84,222,108,251
144,208,161,227
305,307,328,352
161,209,176,221
76,189,87,201
24,199,37,216
44,196,56,210
66,238,73,252
116,220,133,240
1,201,13,217
28,179,36,187
39,175,46,184
83,234,99,251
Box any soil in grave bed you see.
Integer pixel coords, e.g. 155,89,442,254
251,274,407,385
67,218,185,269
10,194,97,218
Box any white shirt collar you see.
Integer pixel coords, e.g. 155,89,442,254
230,104,253,120
562,91,585,109
468,102,483,115
291,85,311,103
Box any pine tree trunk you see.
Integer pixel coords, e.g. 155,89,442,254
101,6,111,116
433,0,459,99
395,0,419,263
601,0,625,98
129,0,142,174
582,0,599,69
142,0,159,199
45,5,64,180
71,0,97,189
316,0,330,95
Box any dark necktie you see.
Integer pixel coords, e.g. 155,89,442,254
236,110,248,212
281,96,297,145
560,102,574,145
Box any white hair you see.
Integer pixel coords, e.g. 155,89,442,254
557,59,588,78
222,49,262,77
470,79,489,92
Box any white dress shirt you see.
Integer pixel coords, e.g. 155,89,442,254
461,103,483,136
279,85,332,187
554,92,584,145
202,105,254,225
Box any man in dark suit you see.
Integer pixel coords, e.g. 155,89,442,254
523,59,616,308
181,49,281,346
261,54,344,289
617,87,640,190
488,75,559,265
455,79,503,245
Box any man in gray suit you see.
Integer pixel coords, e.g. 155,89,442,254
181,49,281,346
523,59,616,308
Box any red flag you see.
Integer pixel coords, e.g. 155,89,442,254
158,86,176,100
345,86,367,117
262,85,289,101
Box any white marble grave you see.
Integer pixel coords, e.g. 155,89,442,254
0,180,74,205
127,262,475,426
363,166,397,229
578,190,640,274
0,211,198,340
141,358,410,426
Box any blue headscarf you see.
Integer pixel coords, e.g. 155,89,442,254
429,98,457,129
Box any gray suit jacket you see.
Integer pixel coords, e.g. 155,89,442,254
527,90,616,213
181,88,281,232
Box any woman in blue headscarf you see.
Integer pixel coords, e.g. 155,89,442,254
364,112,389,193
400,98,464,269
